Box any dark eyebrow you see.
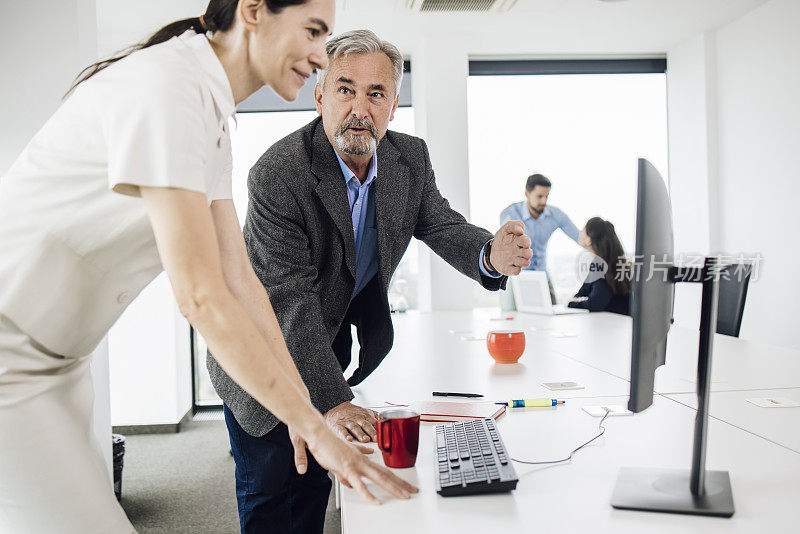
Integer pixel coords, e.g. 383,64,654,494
308,18,330,34
336,76,354,85
369,84,387,92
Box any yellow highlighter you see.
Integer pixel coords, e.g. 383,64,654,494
496,398,565,408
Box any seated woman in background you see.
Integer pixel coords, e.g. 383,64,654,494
568,217,631,315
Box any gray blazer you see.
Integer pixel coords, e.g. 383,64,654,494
208,117,506,437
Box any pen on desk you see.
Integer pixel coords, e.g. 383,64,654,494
496,398,565,407
433,391,484,398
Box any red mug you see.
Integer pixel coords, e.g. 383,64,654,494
487,330,526,363
376,409,420,468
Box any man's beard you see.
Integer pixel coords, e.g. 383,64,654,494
334,117,379,156
529,204,544,215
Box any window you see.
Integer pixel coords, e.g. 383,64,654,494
467,60,668,306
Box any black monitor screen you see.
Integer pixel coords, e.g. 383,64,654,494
629,158,674,413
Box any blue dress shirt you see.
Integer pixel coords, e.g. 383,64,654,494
499,201,579,271
335,151,380,299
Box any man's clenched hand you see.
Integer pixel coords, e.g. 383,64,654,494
489,221,533,276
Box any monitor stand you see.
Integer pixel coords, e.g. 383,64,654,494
611,257,735,517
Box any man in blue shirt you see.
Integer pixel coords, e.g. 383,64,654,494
500,173,580,273
499,174,579,305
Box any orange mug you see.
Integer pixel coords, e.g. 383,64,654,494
487,330,525,363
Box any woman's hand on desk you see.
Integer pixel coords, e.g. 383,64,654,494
291,422,419,505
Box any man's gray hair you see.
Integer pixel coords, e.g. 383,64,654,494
317,30,404,95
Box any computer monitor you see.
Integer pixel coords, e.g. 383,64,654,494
611,158,734,517
628,158,674,413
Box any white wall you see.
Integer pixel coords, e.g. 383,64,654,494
713,0,800,349
0,0,97,173
412,37,475,310
667,0,799,349
667,33,719,330
108,274,192,426
96,0,205,56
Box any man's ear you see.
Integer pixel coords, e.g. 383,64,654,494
314,84,323,116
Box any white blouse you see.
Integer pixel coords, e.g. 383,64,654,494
0,30,235,357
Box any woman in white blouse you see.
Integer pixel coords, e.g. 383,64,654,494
0,1,416,532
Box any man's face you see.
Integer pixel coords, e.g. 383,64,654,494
525,185,550,215
315,51,399,157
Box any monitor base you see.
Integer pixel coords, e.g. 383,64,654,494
611,467,734,517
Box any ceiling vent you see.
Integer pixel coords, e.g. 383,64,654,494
400,0,518,13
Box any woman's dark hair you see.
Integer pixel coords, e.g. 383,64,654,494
65,0,309,97
585,216,631,296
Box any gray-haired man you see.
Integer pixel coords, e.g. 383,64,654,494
209,30,532,533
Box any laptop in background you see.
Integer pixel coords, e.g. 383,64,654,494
510,271,588,315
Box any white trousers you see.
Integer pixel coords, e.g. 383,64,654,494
0,315,136,533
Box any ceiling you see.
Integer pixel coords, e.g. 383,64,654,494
97,0,772,57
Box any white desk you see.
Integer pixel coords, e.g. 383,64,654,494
654,331,800,393
666,389,800,454
501,311,800,394
340,310,800,533
342,396,800,533
350,311,631,408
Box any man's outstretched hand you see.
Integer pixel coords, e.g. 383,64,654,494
488,221,533,276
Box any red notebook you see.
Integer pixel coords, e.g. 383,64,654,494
409,401,506,422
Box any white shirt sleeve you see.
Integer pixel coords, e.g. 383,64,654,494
104,65,212,198
208,124,233,202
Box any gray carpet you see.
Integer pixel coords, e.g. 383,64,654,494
118,418,341,533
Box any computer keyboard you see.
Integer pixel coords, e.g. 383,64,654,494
435,418,519,496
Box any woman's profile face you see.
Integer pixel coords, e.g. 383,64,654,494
252,0,335,101
578,226,592,250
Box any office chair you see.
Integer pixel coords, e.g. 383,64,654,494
716,263,752,337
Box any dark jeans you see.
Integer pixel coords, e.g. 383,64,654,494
224,405,332,534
